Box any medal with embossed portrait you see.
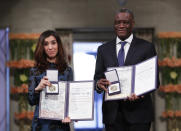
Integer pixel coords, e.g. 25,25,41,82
110,85,118,92
49,84,56,92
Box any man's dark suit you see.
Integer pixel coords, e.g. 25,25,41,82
94,35,159,126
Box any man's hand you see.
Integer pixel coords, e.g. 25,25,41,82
97,79,110,92
62,117,71,123
127,93,144,101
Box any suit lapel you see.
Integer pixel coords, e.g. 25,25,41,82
109,39,119,66
124,36,137,65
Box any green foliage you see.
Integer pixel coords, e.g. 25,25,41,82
158,38,181,59
160,67,181,85
11,68,30,86
9,39,37,60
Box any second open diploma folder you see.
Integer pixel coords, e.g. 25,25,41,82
39,81,94,121
105,56,158,101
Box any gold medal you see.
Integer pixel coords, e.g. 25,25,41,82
110,85,117,91
49,84,56,91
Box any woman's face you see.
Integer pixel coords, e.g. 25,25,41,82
43,35,58,62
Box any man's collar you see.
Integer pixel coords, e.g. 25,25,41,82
116,34,133,44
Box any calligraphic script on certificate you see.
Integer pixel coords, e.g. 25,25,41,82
39,81,94,120
105,56,157,101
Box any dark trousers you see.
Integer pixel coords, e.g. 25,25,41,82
105,112,151,131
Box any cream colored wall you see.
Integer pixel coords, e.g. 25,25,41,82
0,0,181,33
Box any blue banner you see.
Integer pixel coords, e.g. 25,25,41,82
0,28,9,131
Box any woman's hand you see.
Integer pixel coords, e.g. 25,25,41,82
62,117,71,123
35,76,51,92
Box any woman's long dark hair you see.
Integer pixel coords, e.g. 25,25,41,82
34,30,67,73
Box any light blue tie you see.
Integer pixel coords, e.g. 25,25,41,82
118,41,127,66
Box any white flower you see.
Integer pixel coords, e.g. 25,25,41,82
170,71,177,79
20,74,27,82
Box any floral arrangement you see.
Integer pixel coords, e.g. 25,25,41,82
159,84,181,94
14,111,34,120
158,32,181,38
162,110,181,118
8,38,37,131
14,111,34,127
11,84,28,94
159,57,181,67
6,59,35,68
10,33,40,39
157,36,181,131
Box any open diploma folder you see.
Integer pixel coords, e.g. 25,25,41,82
105,56,157,101
39,81,94,120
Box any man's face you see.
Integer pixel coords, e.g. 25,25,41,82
114,12,134,40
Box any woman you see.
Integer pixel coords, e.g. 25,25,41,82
28,30,73,131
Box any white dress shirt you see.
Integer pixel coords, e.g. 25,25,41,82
96,34,134,91
116,34,133,61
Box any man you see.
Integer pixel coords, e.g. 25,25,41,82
94,8,159,131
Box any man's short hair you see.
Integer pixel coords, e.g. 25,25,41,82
118,8,134,20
